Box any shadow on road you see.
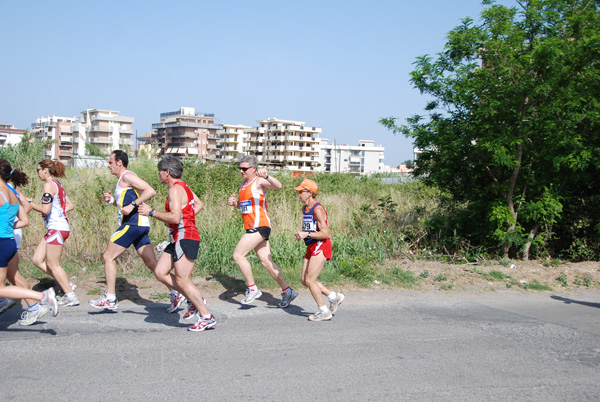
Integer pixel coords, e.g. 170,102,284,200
207,273,308,316
550,295,600,309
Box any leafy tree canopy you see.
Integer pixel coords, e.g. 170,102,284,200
381,0,600,260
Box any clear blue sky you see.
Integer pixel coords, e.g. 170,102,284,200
0,0,514,167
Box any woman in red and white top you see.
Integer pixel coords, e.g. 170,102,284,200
29,160,78,307
227,155,297,308
294,179,344,322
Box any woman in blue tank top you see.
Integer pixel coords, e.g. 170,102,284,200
0,159,59,322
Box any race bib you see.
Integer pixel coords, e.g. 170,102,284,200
302,215,316,232
240,200,252,215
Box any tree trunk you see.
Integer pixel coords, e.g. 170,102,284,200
522,222,541,261
501,143,523,258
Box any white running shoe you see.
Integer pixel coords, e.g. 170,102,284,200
89,293,119,310
19,305,50,326
58,294,80,306
40,287,59,317
308,309,332,322
241,288,262,305
329,293,345,314
166,291,186,313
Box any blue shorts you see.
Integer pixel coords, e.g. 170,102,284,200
110,225,151,250
0,238,18,267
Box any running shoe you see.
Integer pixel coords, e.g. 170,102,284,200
0,298,16,314
89,293,119,310
188,314,217,332
329,293,345,314
183,297,206,320
240,288,262,305
41,287,59,317
58,294,80,307
278,289,298,308
166,291,186,313
308,309,332,322
19,305,50,326
57,282,77,296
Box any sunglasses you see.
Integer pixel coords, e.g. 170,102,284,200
239,167,251,171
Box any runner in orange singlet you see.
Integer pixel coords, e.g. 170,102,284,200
227,155,297,307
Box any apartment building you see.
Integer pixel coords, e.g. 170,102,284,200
219,124,251,161
71,109,134,156
146,107,221,159
319,139,385,175
0,124,26,147
30,116,77,163
244,117,321,175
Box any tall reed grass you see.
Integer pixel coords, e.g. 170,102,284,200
14,158,442,288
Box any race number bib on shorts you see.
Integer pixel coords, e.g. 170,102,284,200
302,216,317,232
240,200,252,215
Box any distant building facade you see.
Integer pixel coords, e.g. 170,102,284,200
219,124,251,161
244,117,321,175
0,124,26,147
319,139,385,175
71,109,134,156
30,116,77,163
144,107,221,159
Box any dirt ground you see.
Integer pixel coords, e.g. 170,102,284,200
48,259,600,305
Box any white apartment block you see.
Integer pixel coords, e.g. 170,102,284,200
71,109,134,156
219,124,251,161
244,117,321,176
319,139,385,175
30,115,78,163
0,124,26,147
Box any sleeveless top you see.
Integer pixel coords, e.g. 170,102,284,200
0,190,19,238
302,202,328,246
7,183,22,244
114,170,150,227
43,180,70,231
166,181,200,242
238,176,271,230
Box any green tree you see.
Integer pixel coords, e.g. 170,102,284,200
381,0,600,260
85,142,105,157
0,131,53,168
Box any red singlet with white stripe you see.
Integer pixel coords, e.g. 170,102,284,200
238,176,271,230
166,181,200,242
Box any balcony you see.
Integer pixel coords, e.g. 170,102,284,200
90,114,134,123
167,132,197,139
152,121,219,130
268,145,285,152
285,154,316,162
266,155,286,162
89,137,112,144
91,125,112,133
243,145,264,152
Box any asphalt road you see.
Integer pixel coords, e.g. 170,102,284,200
1,289,599,401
